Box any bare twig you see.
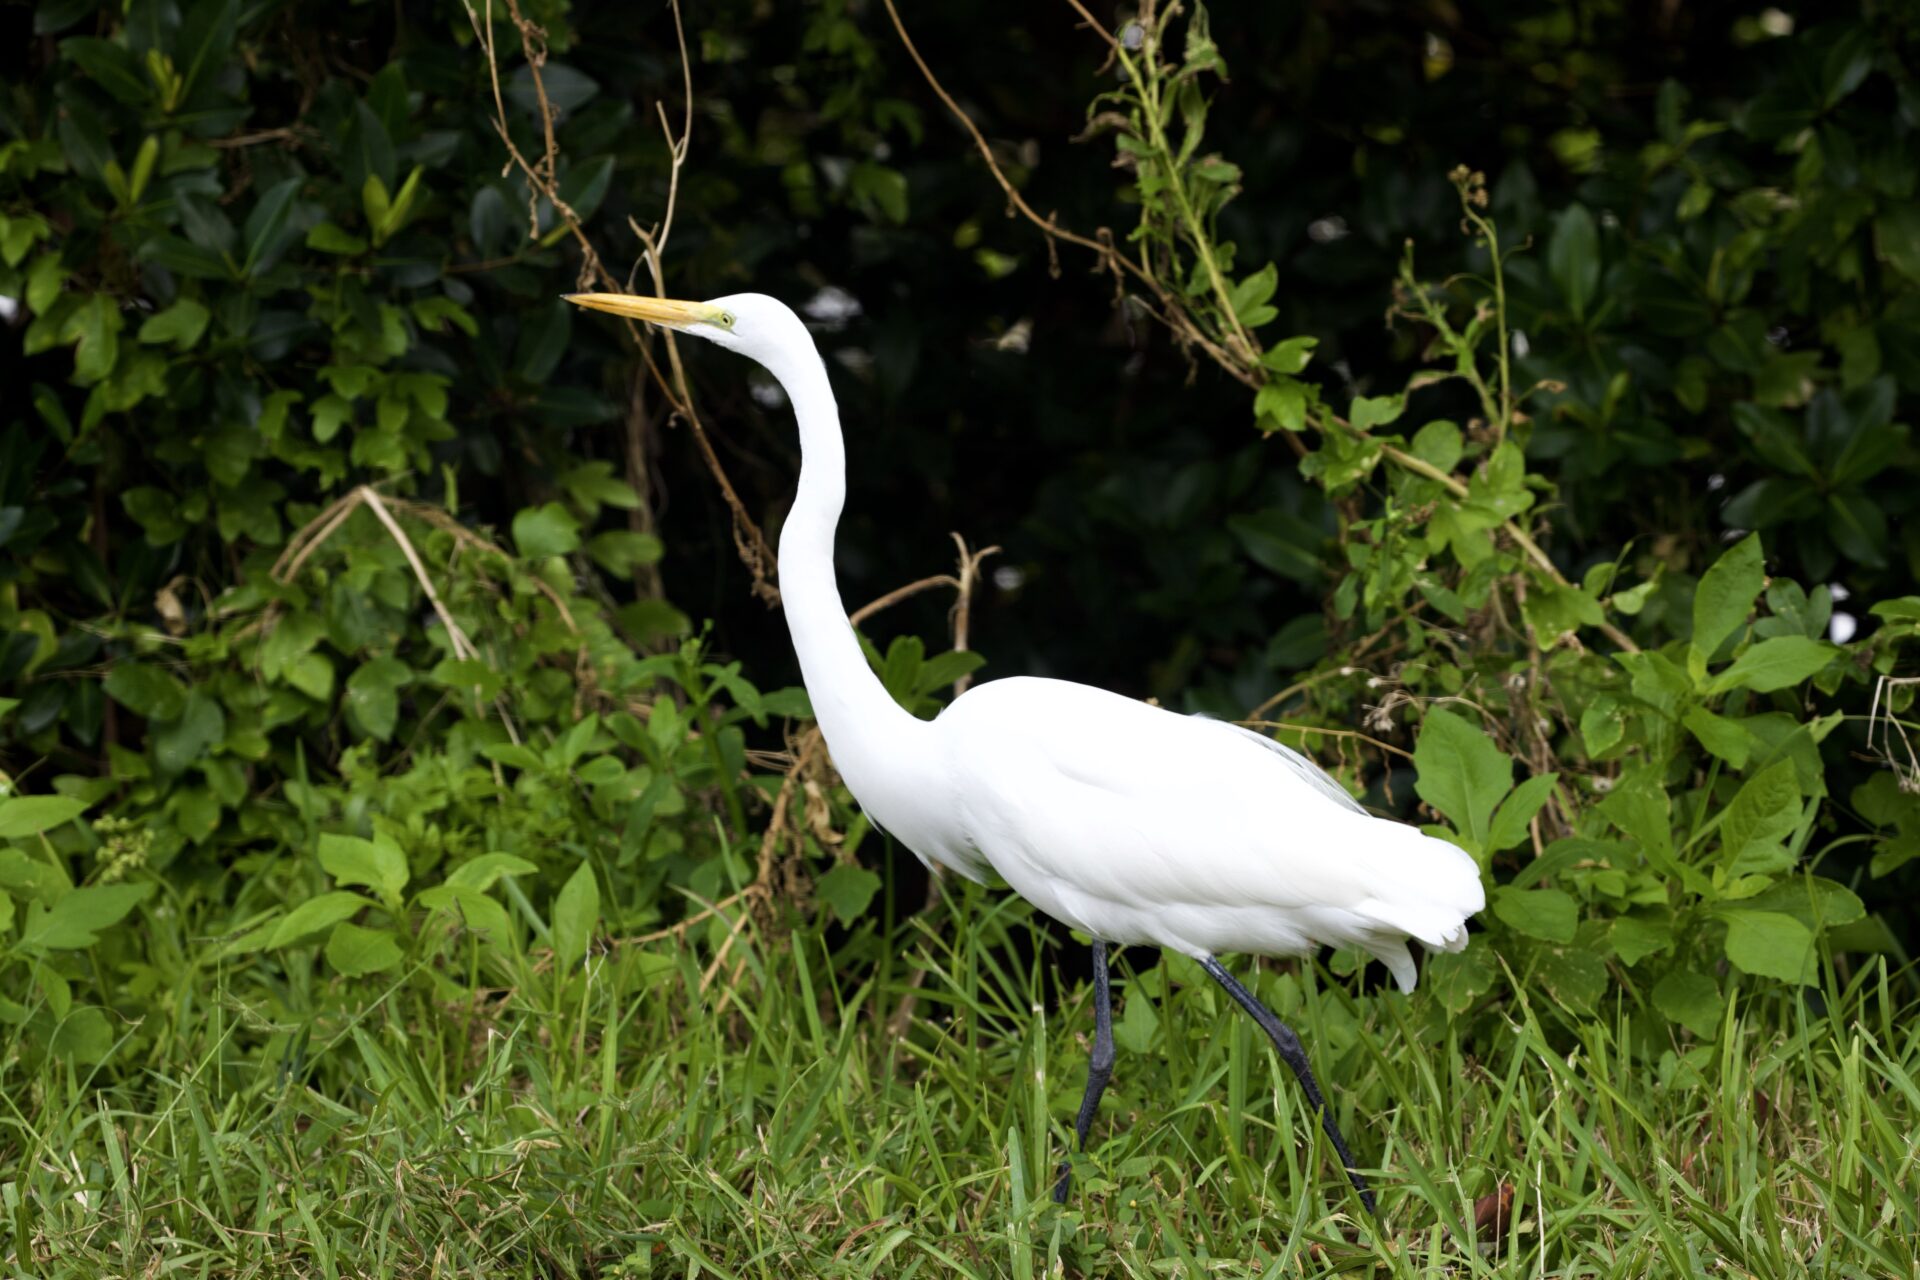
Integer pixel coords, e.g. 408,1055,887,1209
947,533,1000,695
360,487,479,662
849,574,959,628
1239,719,1415,761
878,0,1252,382
464,0,781,601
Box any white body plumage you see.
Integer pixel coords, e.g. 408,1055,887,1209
896,676,1482,992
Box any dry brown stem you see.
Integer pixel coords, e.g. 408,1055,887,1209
463,0,781,603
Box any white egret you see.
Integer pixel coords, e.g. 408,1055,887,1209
566,290,1486,1212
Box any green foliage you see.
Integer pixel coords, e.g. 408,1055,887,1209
4,3,1920,1269
1083,3,1914,1045
5,877,1919,1276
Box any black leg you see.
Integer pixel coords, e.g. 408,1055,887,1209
1200,955,1377,1214
1054,939,1114,1203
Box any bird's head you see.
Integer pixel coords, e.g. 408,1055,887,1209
564,290,808,371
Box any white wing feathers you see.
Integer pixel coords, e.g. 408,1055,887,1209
1215,719,1370,816
931,677,1485,992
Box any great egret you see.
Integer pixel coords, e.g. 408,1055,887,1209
567,290,1486,1212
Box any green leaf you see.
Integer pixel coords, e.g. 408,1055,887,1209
1349,394,1404,432
0,846,65,898
430,658,505,703
287,652,335,702
1599,771,1688,887
849,161,908,224
137,297,210,349
1610,914,1674,966
1874,202,1920,284
1252,379,1307,432
1716,759,1801,874
269,891,378,947
586,530,664,576
61,37,151,106
1580,697,1625,756
470,185,512,254
1228,262,1278,328
445,852,539,892
311,394,352,442
0,795,89,840
1491,886,1577,943
65,293,122,384
18,883,153,951
123,483,185,545
1422,945,1497,1015
305,222,368,255
417,884,510,935
49,1007,116,1063
1486,773,1556,853
1547,204,1600,319
1531,944,1606,1013
345,656,411,742
1721,910,1813,982
375,166,424,244
1259,335,1316,375
1652,968,1723,1038
1409,419,1463,473
1739,876,1865,932
325,921,403,976
171,786,221,844
361,173,392,233
1228,508,1321,583
318,832,409,902
152,690,226,777
1413,708,1512,849
917,649,987,694
1691,532,1762,671
1706,636,1836,696
241,176,301,277
513,503,581,558
1112,983,1159,1054
103,661,187,720
481,743,545,773
816,863,882,925
26,252,65,315
1825,493,1888,568
175,0,240,102
552,861,600,970
1683,705,1753,767
879,635,925,705
344,100,396,192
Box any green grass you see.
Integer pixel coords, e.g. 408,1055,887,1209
4,879,1917,1278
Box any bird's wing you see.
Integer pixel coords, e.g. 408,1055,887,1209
934,676,1482,976
938,677,1386,903
1212,719,1369,816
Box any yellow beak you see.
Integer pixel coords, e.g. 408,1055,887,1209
563,293,724,329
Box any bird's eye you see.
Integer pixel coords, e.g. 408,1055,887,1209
720,312,736,328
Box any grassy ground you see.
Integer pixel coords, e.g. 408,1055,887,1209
5,878,1917,1279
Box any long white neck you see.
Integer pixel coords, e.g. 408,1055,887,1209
767,343,930,786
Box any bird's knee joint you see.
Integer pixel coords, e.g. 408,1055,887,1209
1089,1044,1116,1076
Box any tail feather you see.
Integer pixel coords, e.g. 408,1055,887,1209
1353,826,1485,992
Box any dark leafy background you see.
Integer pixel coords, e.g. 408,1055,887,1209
2,0,1918,1062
